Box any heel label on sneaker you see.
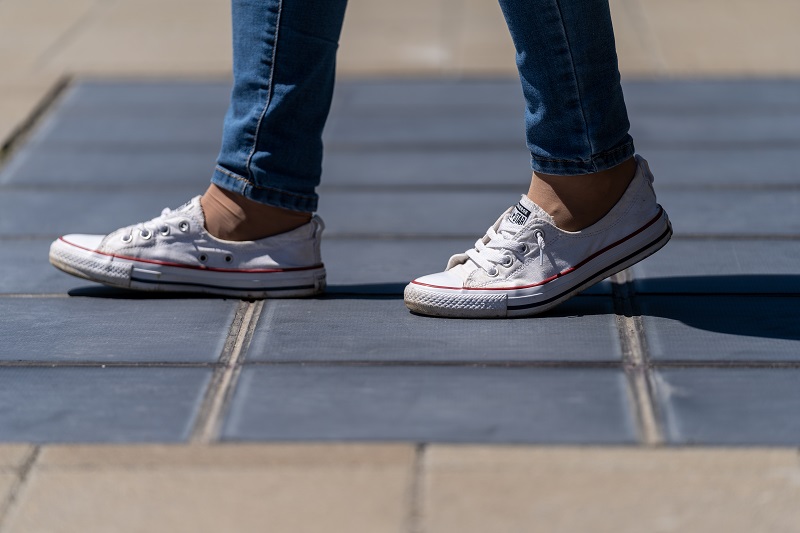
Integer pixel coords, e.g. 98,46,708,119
509,203,531,226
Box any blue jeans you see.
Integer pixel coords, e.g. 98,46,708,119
213,0,634,212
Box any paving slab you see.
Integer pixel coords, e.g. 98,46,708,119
0,367,210,443
36,443,414,468
655,368,800,445
658,190,800,236
632,240,800,294
0,189,199,237
424,446,800,533
639,296,800,362
7,445,412,533
0,298,235,363
0,147,219,187
641,147,800,187
247,296,619,362
222,366,636,443
323,238,610,295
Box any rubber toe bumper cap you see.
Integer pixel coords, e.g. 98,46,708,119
60,234,105,251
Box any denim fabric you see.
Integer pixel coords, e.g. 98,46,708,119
213,0,634,212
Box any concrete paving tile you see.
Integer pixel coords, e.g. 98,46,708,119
623,79,800,112
0,189,198,237
57,81,231,113
323,238,612,295
0,146,218,186
25,112,223,149
37,443,414,468
0,445,34,469
321,147,532,188
658,190,800,236
6,449,411,533
338,0,449,75
630,113,800,147
655,368,800,445
639,296,800,362
324,114,523,148
425,446,800,533
42,0,233,76
632,240,800,294
247,296,619,362
0,367,210,443
222,366,636,443
639,147,800,186
450,0,518,76
0,239,93,294
639,0,800,76
0,298,235,363
319,191,514,237
336,79,523,112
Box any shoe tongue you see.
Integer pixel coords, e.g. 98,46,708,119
498,195,553,237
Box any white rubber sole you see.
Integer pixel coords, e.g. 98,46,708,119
49,238,326,298
404,208,672,318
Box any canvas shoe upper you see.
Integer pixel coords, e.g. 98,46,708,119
49,196,326,297
404,155,672,317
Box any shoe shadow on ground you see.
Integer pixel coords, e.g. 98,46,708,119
67,275,800,342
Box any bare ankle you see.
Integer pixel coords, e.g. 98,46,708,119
527,157,637,231
200,184,312,241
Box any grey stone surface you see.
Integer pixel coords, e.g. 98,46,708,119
323,238,611,295
222,366,635,443
318,191,516,237
0,367,210,443
659,190,800,236
26,112,223,149
630,114,800,147
623,79,800,112
641,147,800,186
58,81,233,111
0,239,83,294
324,114,524,148
0,189,197,237
655,368,800,445
0,147,218,186
321,148,531,188
335,79,525,112
632,240,800,294
639,296,800,362
0,298,235,362
246,296,618,362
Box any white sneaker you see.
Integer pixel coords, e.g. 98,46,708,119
404,155,672,317
49,196,326,298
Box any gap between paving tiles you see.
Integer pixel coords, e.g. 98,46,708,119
0,446,40,532
611,269,665,446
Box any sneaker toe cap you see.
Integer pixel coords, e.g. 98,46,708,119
411,269,464,289
58,234,105,251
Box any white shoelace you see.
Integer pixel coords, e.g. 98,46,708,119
465,219,546,275
124,203,192,242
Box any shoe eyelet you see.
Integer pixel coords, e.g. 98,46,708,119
500,255,514,267
159,225,170,236
520,243,529,254
224,255,233,263
198,254,208,263
140,229,152,240
487,267,499,277
120,233,133,244
179,221,190,232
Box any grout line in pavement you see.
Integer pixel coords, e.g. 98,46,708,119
407,443,427,533
190,300,264,444
245,360,622,368
0,361,216,369
613,270,665,446
0,446,40,533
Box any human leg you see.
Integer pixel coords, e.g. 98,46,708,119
404,0,671,317
49,0,347,296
